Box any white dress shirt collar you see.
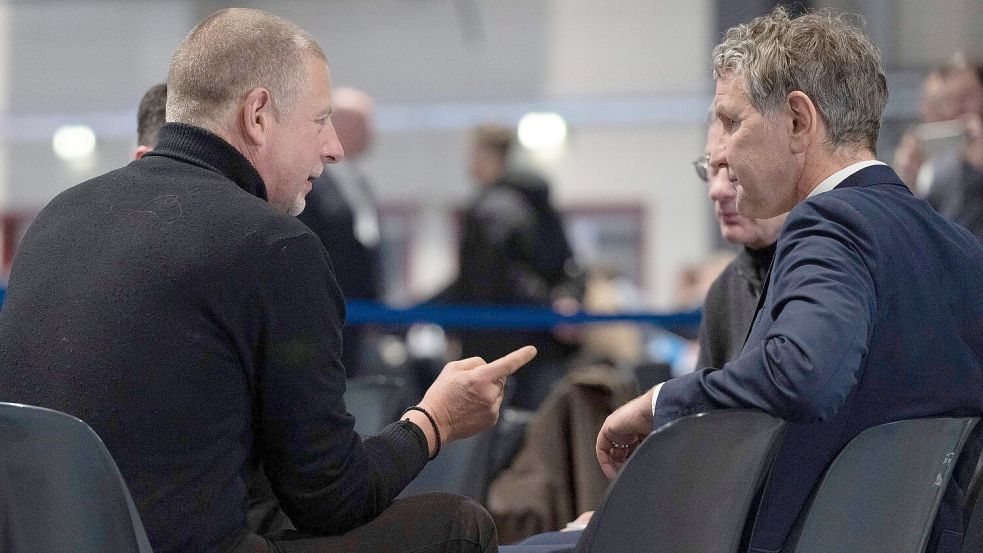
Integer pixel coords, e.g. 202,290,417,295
807,160,886,198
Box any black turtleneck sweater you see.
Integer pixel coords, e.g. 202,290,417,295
0,124,428,553
695,243,776,370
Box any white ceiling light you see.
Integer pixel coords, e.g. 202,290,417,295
517,112,568,152
52,125,97,161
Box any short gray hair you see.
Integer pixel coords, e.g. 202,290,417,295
166,8,327,130
712,7,888,153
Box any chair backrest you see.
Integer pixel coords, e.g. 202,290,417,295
0,402,154,553
574,410,786,553
962,456,983,553
789,417,979,553
344,375,412,436
398,424,498,503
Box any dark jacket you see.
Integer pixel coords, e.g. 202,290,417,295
438,172,581,361
0,124,428,553
695,244,775,371
656,165,983,553
926,151,983,244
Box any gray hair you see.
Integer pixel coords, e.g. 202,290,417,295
712,7,888,153
166,8,327,130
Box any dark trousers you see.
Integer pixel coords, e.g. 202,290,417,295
233,492,497,553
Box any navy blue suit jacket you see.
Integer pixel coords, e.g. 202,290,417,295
655,165,983,553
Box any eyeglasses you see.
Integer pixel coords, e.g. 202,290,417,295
693,154,710,182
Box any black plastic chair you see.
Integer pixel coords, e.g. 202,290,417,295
962,455,983,553
788,417,979,553
399,424,498,502
574,410,786,553
0,402,154,553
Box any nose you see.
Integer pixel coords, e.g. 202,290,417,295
707,148,735,202
321,121,345,164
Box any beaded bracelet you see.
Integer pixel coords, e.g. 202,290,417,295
402,405,441,460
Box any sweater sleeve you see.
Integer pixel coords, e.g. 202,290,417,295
695,268,731,371
250,228,427,535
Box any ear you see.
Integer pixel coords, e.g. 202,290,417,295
133,145,152,160
786,91,819,154
240,87,275,147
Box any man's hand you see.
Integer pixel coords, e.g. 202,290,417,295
596,388,655,479
413,346,537,452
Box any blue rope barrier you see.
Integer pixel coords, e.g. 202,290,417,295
0,290,700,331
345,299,701,331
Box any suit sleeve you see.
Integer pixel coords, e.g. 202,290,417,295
655,197,877,425
251,229,427,535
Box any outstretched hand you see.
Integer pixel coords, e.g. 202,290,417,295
418,345,537,446
595,389,655,479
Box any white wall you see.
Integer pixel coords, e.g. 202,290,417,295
0,0,976,307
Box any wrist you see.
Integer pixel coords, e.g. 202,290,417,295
416,397,450,442
638,388,656,423
402,405,441,460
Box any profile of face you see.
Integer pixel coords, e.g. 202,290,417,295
713,73,799,219
703,120,787,249
261,55,344,215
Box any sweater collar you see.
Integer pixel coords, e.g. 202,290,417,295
737,242,776,292
145,123,268,201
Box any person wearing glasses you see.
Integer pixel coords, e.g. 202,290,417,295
596,8,983,553
692,119,786,371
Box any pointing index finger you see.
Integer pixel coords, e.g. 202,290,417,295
480,345,537,379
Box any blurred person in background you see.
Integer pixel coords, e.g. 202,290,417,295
298,87,383,376
894,54,983,242
434,123,584,410
134,82,166,160
1,8,537,553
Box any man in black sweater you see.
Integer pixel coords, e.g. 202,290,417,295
0,8,534,553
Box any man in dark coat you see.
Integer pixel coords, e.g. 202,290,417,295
597,8,983,553
437,123,582,409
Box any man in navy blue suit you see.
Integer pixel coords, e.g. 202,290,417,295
596,7,983,553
